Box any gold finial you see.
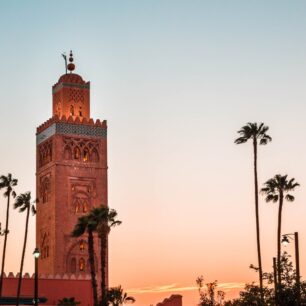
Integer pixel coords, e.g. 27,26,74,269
67,50,75,73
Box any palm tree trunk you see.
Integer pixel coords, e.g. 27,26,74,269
100,231,108,306
277,193,283,286
253,139,264,304
0,193,11,301
88,230,99,306
16,206,30,306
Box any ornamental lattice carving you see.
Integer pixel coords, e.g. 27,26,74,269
71,182,95,214
69,88,84,104
39,139,53,167
63,137,99,162
66,239,97,273
40,174,51,203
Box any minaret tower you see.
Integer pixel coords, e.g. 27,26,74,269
36,52,108,279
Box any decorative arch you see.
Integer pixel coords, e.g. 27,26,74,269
70,105,75,116
79,258,85,271
91,148,99,163
73,147,81,160
64,145,72,160
66,239,97,273
40,176,51,203
73,191,90,213
39,140,53,167
83,147,90,162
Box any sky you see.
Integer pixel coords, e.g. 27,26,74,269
1,1,306,305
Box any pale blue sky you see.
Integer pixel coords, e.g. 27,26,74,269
1,1,306,304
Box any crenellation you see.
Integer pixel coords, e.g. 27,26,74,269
37,115,107,134
3,272,91,280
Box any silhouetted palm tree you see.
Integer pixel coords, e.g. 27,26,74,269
89,207,121,306
72,215,99,306
14,192,36,306
57,297,80,305
261,174,299,285
107,285,135,306
0,173,18,298
235,122,271,303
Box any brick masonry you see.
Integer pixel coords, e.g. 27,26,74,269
36,70,108,285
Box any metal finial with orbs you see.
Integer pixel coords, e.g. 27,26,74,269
67,50,75,72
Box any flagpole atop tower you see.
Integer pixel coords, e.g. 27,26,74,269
61,53,67,74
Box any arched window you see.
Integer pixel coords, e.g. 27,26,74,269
91,149,99,163
83,200,88,213
56,102,62,117
74,147,81,160
74,198,81,213
70,258,76,273
79,258,85,271
83,149,89,162
79,106,83,117
70,105,74,116
79,240,85,251
73,196,90,214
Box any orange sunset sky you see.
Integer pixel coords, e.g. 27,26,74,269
1,1,306,305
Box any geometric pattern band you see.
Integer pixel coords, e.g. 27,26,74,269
36,122,107,145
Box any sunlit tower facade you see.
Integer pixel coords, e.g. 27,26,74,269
35,52,108,281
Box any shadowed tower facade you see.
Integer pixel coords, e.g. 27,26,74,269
36,52,108,280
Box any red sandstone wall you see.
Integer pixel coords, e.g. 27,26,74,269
2,274,93,306
156,295,183,306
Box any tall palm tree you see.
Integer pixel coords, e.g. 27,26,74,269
0,173,18,298
71,215,99,306
261,174,299,285
89,207,121,306
14,192,36,306
235,122,271,303
107,285,135,306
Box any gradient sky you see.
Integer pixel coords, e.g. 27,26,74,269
1,1,306,305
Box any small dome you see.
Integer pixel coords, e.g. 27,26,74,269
58,73,85,84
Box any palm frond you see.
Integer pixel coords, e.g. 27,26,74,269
72,216,88,237
19,205,28,213
285,194,295,202
234,137,248,144
14,192,31,211
265,194,278,203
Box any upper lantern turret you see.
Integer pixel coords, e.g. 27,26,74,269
52,51,90,119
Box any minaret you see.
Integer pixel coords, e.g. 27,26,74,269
36,52,108,280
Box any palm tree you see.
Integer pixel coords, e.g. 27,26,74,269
261,174,299,285
235,122,271,303
71,215,99,306
0,174,18,298
107,285,135,306
57,297,80,306
89,207,121,306
14,192,36,306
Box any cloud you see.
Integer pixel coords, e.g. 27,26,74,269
127,282,245,295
